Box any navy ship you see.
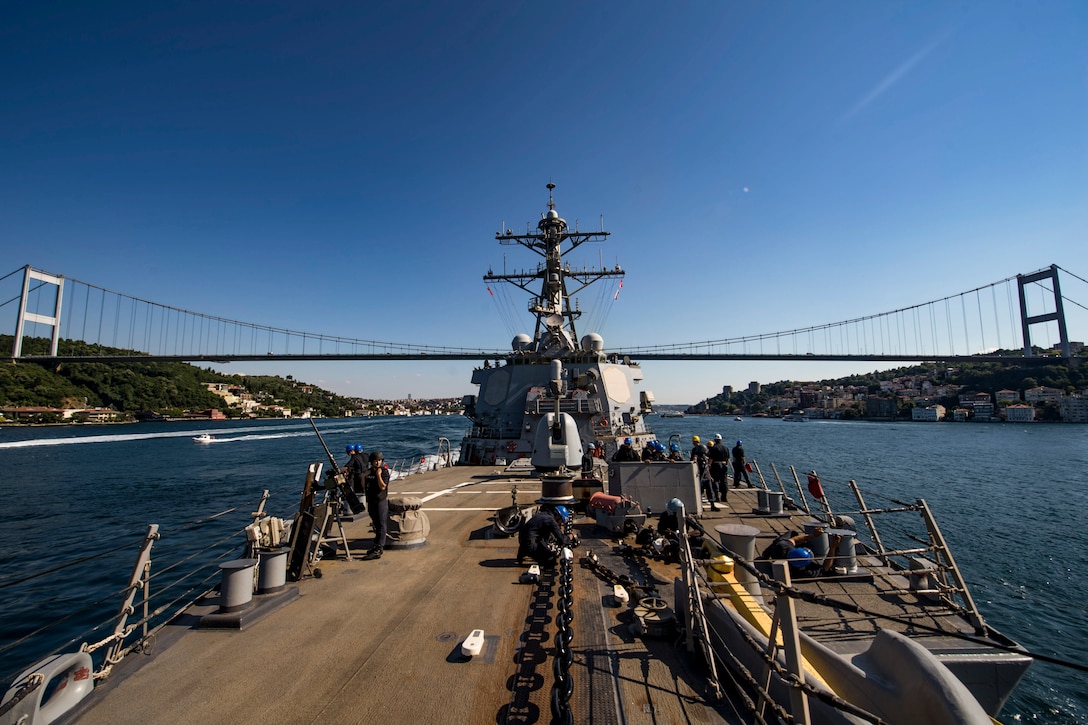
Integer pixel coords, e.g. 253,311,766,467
459,183,656,465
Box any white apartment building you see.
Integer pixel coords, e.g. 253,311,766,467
1005,404,1036,423
912,405,945,422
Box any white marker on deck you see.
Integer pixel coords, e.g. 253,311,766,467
461,629,485,657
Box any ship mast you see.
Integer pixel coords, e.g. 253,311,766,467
485,183,624,356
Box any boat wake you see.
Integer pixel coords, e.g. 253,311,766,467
0,423,347,449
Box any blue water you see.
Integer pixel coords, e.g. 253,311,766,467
1,415,1085,723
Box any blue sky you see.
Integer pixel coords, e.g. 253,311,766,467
2,1,1086,402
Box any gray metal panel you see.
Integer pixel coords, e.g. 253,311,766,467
607,462,701,513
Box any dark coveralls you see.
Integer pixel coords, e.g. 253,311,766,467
517,511,568,567
345,452,367,495
363,464,391,552
762,532,826,579
342,453,368,513
690,443,709,500
581,449,595,478
732,443,753,487
706,442,728,503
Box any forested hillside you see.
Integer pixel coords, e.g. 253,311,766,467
1,336,354,418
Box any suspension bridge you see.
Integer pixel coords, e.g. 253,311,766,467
2,263,1085,367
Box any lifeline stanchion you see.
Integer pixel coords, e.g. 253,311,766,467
550,548,575,725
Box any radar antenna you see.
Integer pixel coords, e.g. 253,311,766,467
483,184,624,357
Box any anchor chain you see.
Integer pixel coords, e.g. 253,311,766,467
550,548,575,725
580,550,658,597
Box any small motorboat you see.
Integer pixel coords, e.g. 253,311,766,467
734,416,742,421
192,433,215,443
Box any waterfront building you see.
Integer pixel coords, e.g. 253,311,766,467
1059,396,1088,423
1025,386,1062,404
959,391,993,407
0,406,64,421
973,402,995,420
996,389,1020,404
912,404,946,422
865,397,898,420
1005,404,1036,423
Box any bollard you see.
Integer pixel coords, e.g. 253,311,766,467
829,530,858,574
909,557,940,601
714,524,762,601
218,559,257,612
257,548,289,594
802,521,830,560
765,490,784,515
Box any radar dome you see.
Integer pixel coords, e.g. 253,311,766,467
512,334,532,352
547,209,559,219
580,333,604,352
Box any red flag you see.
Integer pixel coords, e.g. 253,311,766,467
618,280,623,288
486,286,494,296
807,473,824,499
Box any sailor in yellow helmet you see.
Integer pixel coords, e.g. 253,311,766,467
689,436,709,503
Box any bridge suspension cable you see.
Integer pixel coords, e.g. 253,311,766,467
2,266,503,360
3,264,1084,363
612,267,1085,361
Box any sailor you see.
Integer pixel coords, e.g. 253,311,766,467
516,506,570,567
362,451,391,560
344,444,367,495
762,528,843,579
581,444,596,478
612,437,639,462
666,442,683,462
706,433,729,509
689,435,709,500
338,444,367,514
732,440,753,487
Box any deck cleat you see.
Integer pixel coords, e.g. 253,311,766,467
461,629,485,657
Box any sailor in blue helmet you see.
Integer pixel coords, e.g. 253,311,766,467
612,436,639,462
343,444,368,497
761,527,844,579
335,444,367,515
731,439,753,488
657,497,685,536
516,505,570,567
705,434,729,510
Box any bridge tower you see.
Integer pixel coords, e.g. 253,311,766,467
12,265,65,358
1017,264,1070,360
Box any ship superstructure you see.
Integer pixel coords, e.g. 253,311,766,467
459,185,656,465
